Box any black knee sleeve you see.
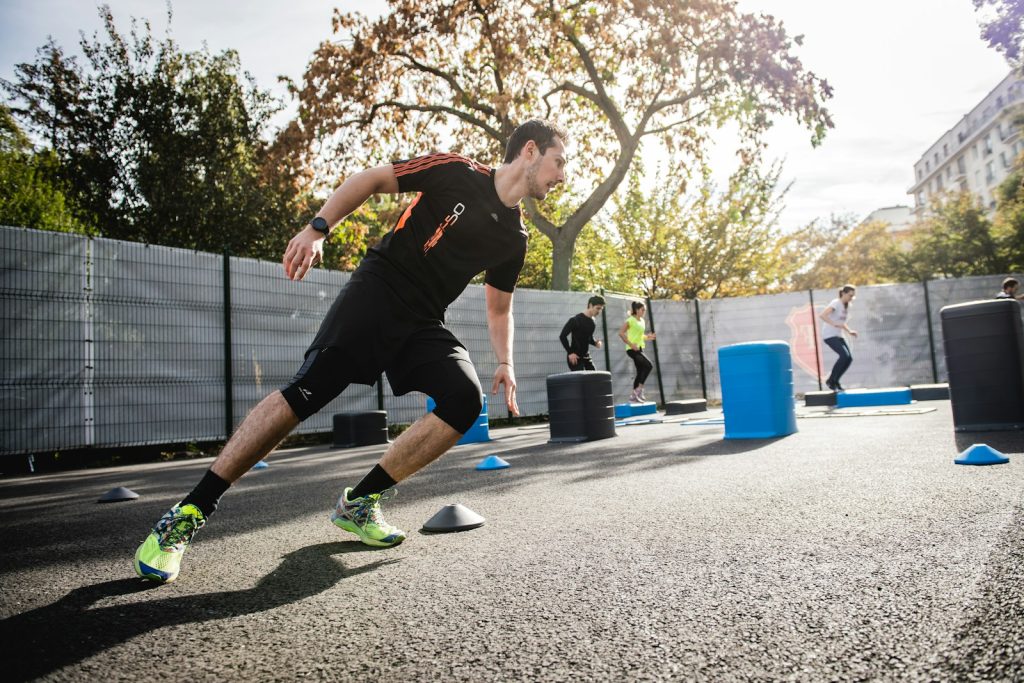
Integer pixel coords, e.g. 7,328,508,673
280,348,350,421
431,375,484,434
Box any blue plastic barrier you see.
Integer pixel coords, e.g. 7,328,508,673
719,341,797,439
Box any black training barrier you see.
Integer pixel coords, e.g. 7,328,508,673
940,299,1024,431
546,371,616,443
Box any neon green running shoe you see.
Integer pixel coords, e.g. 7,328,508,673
134,503,206,583
331,488,406,547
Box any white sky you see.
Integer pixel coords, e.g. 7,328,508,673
0,0,1013,230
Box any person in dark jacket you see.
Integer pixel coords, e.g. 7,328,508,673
559,295,605,370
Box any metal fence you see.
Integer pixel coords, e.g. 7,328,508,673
1,225,1019,455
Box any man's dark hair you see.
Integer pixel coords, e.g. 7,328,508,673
503,119,568,163
588,295,606,308
1003,277,1019,290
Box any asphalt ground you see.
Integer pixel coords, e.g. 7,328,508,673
1,400,1022,682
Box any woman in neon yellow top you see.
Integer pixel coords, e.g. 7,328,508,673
617,301,657,402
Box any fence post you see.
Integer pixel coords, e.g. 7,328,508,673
223,250,234,440
645,297,666,405
82,236,95,448
377,375,385,411
693,298,708,400
599,287,612,371
808,289,822,391
922,279,939,383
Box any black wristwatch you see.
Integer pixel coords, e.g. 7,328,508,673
308,216,330,237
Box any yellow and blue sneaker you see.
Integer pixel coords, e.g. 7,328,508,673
134,503,206,583
331,488,406,547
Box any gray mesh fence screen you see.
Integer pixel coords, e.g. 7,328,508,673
5,225,1022,455
647,299,703,401
700,291,817,397
1,228,89,453
91,239,225,446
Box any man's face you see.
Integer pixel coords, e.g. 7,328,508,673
525,137,567,200
587,304,604,317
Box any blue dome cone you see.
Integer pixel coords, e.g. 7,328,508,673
251,460,269,470
954,443,1009,466
476,455,510,470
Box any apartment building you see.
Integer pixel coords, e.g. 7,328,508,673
909,70,1024,214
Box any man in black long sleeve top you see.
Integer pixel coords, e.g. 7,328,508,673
559,295,605,371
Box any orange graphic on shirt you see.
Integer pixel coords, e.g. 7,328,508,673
423,202,466,253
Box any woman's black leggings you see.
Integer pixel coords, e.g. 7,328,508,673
823,336,853,384
626,349,653,388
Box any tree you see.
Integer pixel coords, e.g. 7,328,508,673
0,105,92,234
974,0,1024,68
886,192,1006,280
787,215,900,290
992,160,1024,270
608,153,801,299
294,0,833,289
3,6,312,259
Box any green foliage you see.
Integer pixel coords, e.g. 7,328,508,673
606,153,805,299
993,164,1024,270
886,193,1007,280
786,215,900,290
0,106,92,234
2,7,312,259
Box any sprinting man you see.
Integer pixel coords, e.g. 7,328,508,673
134,119,568,583
558,295,605,371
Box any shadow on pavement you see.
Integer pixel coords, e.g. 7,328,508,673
0,541,395,682
953,429,1024,455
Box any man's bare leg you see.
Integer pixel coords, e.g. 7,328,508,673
378,412,461,482
210,390,299,483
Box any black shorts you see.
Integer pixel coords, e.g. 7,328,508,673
281,271,482,423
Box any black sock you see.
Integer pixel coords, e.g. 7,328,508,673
349,464,397,500
181,469,231,519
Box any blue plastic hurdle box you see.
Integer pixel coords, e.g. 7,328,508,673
718,341,797,439
835,387,912,408
614,402,658,418
426,394,490,445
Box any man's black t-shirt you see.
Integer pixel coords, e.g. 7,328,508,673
356,153,528,319
559,313,598,357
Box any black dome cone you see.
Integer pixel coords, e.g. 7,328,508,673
421,503,485,532
98,486,139,503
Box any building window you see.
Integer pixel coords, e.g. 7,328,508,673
917,168,923,180
926,161,931,173
943,143,948,156
975,170,982,188
1002,152,1010,169
972,144,979,159
957,156,966,174
986,161,995,184
985,134,993,155
916,191,924,207
934,152,940,165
